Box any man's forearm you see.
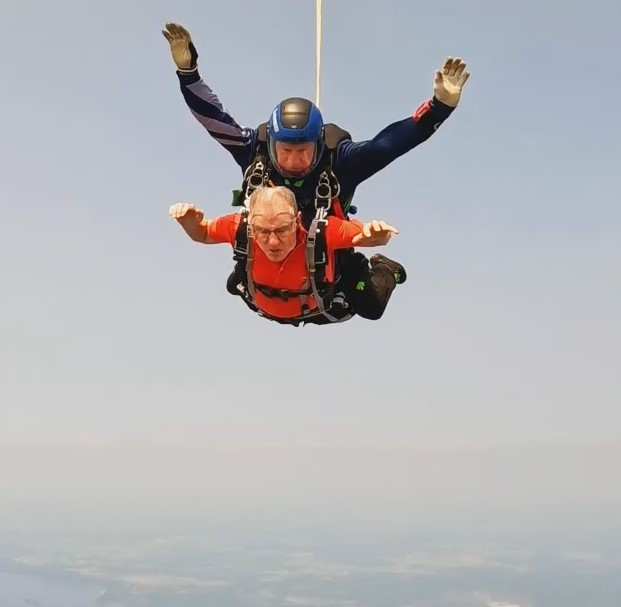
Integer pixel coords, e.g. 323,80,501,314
180,219,218,244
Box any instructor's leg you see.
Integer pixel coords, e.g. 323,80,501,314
346,253,407,320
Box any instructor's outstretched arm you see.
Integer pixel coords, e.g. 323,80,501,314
162,22,256,171
335,57,471,186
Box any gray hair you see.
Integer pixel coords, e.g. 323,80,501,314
247,186,298,223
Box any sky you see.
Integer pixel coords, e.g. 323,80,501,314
1,0,620,455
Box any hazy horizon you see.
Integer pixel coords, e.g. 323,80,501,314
2,441,620,532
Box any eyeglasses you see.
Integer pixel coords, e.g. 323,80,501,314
250,221,295,240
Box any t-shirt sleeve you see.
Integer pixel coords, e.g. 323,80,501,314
205,213,242,244
325,216,364,249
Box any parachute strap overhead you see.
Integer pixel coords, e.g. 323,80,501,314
316,0,322,108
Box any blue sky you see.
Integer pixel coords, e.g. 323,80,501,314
1,0,620,451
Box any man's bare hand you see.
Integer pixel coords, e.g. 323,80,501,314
169,202,203,224
434,57,470,107
169,202,209,242
352,220,399,246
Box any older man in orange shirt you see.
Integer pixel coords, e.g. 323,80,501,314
170,186,406,325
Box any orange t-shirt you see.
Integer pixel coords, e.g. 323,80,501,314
207,213,363,318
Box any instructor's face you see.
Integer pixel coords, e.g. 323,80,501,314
273,141,315,177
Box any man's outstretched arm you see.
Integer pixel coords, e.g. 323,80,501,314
169,203,240,245
327,217,399,249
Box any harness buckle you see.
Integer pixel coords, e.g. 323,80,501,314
247,171,264,190
243,160,268,205
314,171,336,211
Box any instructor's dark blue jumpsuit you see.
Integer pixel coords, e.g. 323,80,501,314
175,69,456,215
174,70,457,321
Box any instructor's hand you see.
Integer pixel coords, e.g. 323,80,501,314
162,22,198,72
433,57,470,107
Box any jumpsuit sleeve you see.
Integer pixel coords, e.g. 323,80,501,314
334,97,456,187
176,70,257,171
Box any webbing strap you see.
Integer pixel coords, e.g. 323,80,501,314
305,214,326,315
229,174,350,324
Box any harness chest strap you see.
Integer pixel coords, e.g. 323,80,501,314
233,209,341,322
245,236,315,315
231,143,354,324
234,122,353,211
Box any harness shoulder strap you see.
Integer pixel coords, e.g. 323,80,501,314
305,207,348,323
256,121,269,144
232,210,249,261
306,214,328,290
226,210,258,310
323,123,351,150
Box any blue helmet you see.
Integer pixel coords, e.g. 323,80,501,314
267,97,325,177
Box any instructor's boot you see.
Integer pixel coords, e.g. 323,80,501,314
370,254,407,285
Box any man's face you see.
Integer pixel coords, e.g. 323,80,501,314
250,206,299,262
273,141,316,177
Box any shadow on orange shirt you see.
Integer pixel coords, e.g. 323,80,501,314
207,213,364,319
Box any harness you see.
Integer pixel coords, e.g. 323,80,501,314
227,176,353,327
232,122,355,218
226,122,358,327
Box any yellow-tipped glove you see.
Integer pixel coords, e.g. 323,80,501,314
433,57,470,107
162,22,198,73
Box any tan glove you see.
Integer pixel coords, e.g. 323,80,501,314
162,22,198,73
433,57,470,107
